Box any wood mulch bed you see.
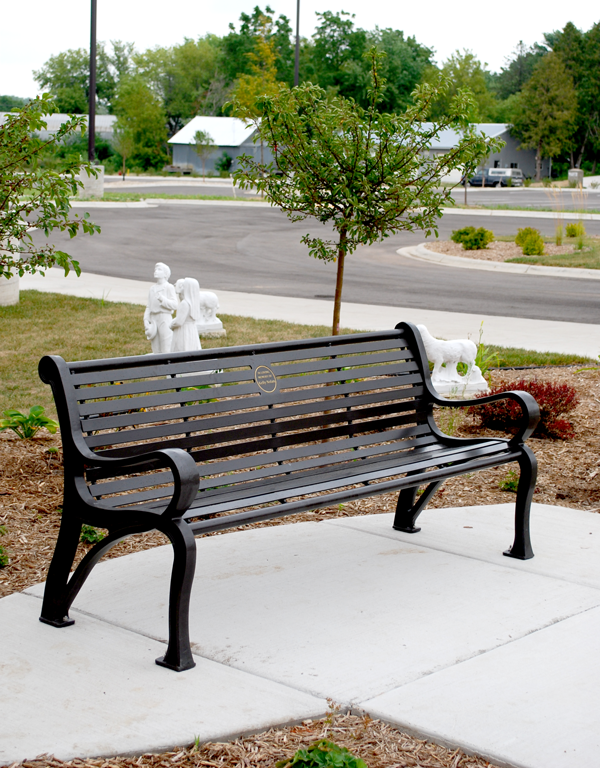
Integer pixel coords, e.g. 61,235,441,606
2,367,598,768
6,709,500,768
426,239,576,262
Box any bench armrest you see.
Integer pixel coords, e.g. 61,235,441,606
83,448,200,519
431,389,540,446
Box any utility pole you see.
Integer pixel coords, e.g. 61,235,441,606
88,0,97,162
294,0,300,87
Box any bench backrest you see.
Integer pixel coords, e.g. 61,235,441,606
40,323,434,511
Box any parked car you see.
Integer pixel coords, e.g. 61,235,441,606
487,168,524,187
462,170,492,187
462,168,525,187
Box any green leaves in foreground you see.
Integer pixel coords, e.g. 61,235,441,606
277,741,367,768
0,406,59,439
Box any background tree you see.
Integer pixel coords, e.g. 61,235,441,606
0,95,29,111
112,125,135,179
33,42,132,113
0,95,100,279
232,15,281,116
512,53,577,180
221,5,293,86
234,51,500,335
193,129,216,178
424,50,497,122
491,41,547,100
113,77,168,170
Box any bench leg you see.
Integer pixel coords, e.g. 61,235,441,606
504,446,536,560
393,481,443,533
155,517,197,672
40,511,81,627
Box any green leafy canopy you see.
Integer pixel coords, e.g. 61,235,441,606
233,49,502,333
0,94,101,279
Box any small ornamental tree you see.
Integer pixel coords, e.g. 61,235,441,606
0,94,100,279
233,50,503,334
193,129,216,179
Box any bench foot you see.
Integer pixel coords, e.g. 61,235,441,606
393,480,442,533
155,654,196,672
39,615,75,628
504,446,537,561
393,525,421,534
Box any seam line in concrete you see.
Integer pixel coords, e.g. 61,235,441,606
320,516,600,592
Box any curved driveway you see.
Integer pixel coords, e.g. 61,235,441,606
32,203,600,325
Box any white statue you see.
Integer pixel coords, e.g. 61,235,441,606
144,263,178,354
196,287,226,337
171,278,202,353
416,324,489,395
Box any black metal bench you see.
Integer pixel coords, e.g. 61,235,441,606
38,322,540,671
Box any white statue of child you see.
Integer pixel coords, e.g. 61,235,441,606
170,277,202,353
144,263,178,354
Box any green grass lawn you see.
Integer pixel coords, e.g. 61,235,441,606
493,234,600,269
0,291,595,418
84,192,262,203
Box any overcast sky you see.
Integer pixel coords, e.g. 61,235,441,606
2,1,598,98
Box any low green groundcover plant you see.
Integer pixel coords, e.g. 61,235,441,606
451,226,494,250
277,741,366,768
80,525,107,545
469,379,579,440
0,406,58,439
515,227,540,247
0,525,8,568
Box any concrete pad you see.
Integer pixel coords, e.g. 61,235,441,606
326,504,600,590
362,605,600,768
20,268,600,357
0,593,326,765
25,520,600,703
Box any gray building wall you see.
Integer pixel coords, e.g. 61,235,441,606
171,139,274,174
486,131,550,178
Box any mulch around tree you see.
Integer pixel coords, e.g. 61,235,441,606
2,367,598,768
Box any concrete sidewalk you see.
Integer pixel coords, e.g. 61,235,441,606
20,268,600,359
2,503,600,768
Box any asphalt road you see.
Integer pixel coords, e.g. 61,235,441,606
31,203,600,325
105,178,600,210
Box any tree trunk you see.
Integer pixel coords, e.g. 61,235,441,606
535,143,542,182
332,228,347,336
122,155,126,180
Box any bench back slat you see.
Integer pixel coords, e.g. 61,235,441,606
41,327,437,512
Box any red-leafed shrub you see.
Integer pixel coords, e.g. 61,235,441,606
468,379,579,440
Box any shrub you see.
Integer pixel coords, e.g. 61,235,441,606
522,233,545,255
468,379,579,440
515,227,540,247
451,226,494,250
277,741,366,768
451,226,476,244
565,222,585,238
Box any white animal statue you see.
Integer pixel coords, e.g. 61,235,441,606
196,288,226,337
416,324,488,392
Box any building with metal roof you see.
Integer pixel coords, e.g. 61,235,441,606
168,116,272,175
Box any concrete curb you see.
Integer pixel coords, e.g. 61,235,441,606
440,207,600,221
399,243,600,281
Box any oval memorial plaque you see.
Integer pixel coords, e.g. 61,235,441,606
254,365,277,393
